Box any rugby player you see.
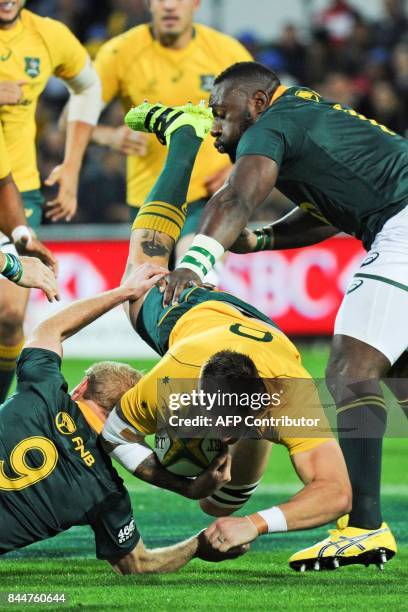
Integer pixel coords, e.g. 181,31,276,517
0,0,101,402
0,262,244,573
93,0,251,261
0,119,58,300
128,61,406,568
101,107,353,571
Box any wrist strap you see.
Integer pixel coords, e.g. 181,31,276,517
11,225,32,246
254,228,273,252
255,506,288,533
179,234,224,280
1,253,23,283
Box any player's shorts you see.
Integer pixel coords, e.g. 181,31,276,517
137,286,280,356
335,204,408,365
0,189,44,255
128,197,207,239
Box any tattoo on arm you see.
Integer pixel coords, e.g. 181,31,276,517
141,231,172,258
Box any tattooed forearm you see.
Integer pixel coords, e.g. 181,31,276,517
141,230,173,258
134,453,192,497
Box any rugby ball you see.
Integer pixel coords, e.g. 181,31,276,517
154,432,222,476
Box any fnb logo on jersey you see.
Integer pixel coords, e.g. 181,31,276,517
117,518,135,544
55,412,77,435
72,437,95,467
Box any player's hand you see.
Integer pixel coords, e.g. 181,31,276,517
229,227,258,254
195,530,250,563
16,256,60,302
205,516,259,553
186,449,231,500
161,268,202,306
204,165,232,196
110,126,149,156
44,163,79,222
123,262,168,301
15,236,58,275
0,80,27,105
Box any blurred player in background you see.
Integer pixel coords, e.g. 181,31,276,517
92,0,251,263
0,0,101,402
0,118,58,301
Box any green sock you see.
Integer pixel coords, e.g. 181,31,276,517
337,394,387,529
133,127,203,242
147,127,202,206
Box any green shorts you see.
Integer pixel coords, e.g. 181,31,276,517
22,189,44,229
129,198,207,239
136,286,279,356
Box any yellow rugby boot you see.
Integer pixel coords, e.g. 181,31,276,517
125,101,213,145
289,522,397,572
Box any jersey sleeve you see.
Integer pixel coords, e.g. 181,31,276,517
120,377,157,435
89,490,140,560
94,38,121,105
221,37,253,65
16,348,68,392
44,18,88,80
236,120,285,166
272,377,333,455
0,122,11,180
236,114,301,167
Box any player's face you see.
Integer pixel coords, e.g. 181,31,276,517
0,0,24,27
210,83,258,162
149,0,200,39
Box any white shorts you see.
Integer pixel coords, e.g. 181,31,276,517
334,206,408,365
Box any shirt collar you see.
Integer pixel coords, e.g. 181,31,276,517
76,400,104,434
270,85,288,106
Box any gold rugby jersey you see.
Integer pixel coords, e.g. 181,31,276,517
121,301,331,455
95,23,252,207
0,9,87,191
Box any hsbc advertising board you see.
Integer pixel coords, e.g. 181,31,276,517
26,237,365,357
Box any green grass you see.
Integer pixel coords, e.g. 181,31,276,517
1,346,406,611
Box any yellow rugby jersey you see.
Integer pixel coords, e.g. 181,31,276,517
0,10,87,192
95,24,252,207
121,302,331,456
0,121,11,180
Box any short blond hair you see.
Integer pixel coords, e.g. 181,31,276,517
83,361,142,411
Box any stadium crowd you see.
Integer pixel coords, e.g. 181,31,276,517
30,0,408,224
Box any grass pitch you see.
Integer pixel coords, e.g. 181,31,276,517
1,345,406,611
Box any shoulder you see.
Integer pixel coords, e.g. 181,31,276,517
195,24,251,58
22,10,76,40
98,24,152,59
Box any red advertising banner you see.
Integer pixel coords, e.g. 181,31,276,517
218,237,365,334
30,236,365,337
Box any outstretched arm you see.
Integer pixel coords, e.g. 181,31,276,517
230,207,340,254
25,263,166,356
45,59,102,222
163,155,278,305
109,532,248,575
204,440,352,551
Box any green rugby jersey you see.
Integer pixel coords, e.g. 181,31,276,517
0,349,139,559
236,86,408,249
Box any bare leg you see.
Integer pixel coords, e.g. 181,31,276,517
0,280,30,402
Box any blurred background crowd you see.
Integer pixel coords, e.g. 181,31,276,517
29,0,408,224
